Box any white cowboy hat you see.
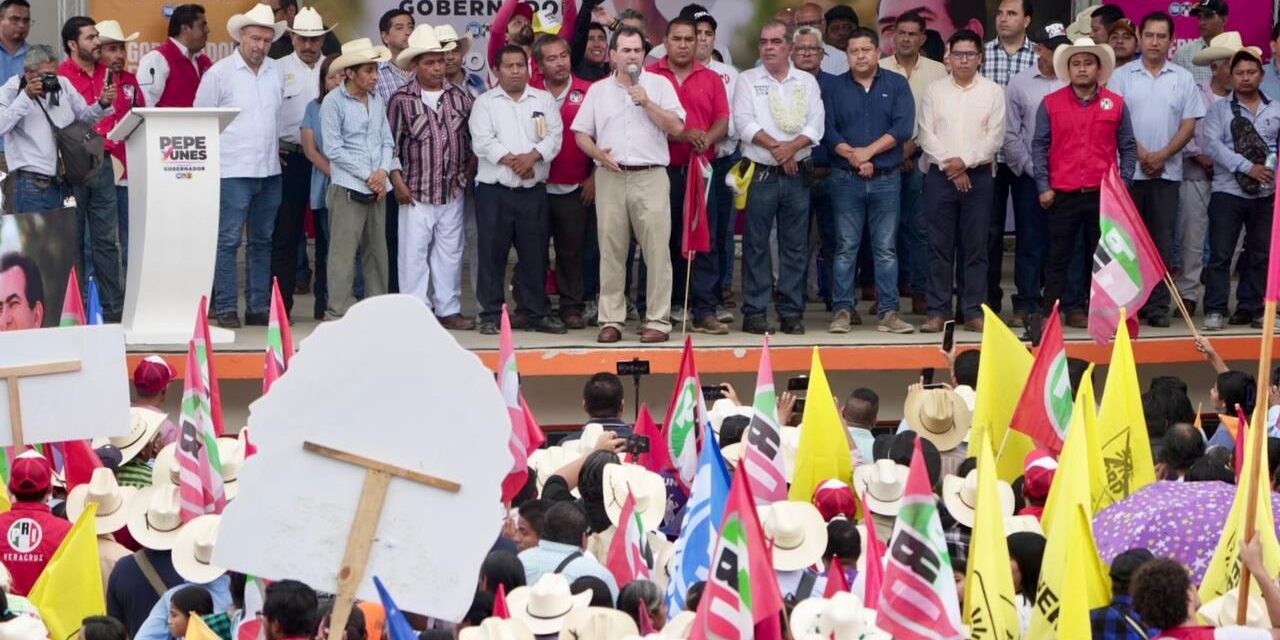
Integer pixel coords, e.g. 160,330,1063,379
528,446,579,494
1199,588,1270,628
331,38,393,73
218,433,246,500
557,607,639,639
1066,6,1097,42
790,592,885,640
126,484,186,550
661,611,695,638
904,388,972,452
95,407,165,465
781,426,800,481
1053,37,1117,86
226,3,287,43
286,7,336,37
564,423,608,457
853,459,908,517
602,463,666,533
95,20,138,44
396,24,455,70
151,442,180,488
458,618,534,640
759,501,828,571
1005,514,1043,536
708,399,752,435
66,467,137,534
506,574,593,636
173,514,225,584
435,24,471,44
720,442,744,469
0,616,49,640
941,470,1014,529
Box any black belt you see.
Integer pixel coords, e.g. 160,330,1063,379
835,165,894,179
618,164,662,172
15,169,56,181
278,140,302,154
488,182,544,194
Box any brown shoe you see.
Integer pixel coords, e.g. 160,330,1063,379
1009,312,1029,329
561,313,586,330
920,316,946,333
438,314,476,331
963,317,985,333
692,315,730,335
912,294,927,315
510,309,529,330
1066,310,1088,329
639,328,669,343
597,326,622,343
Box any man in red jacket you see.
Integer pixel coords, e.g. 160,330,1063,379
0,451,71,595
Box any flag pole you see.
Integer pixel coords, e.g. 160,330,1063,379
1162,272,1200,338
1238,298,1276,624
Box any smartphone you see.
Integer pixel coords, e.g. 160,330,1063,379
920,367,935,385
701,384,725,403
787,375,810,392
923,383,950,390
942,320,955,353
624,434,651,456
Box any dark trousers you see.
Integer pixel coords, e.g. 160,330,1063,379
1010,172,1048,314
548,189,588,316
741,168,810,320
1129,179,1179,317
924,167,993,321
270,151,312,315
385,197,399,293
73,161,124,318
986,163,1014,312
668,165,690,307
711,154,739,295
1204,192,1273,316
1043,189,1101,315
476,182,551,323
689,164,723,320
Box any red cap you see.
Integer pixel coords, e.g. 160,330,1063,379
1023,449,1058,500
9,451,52,496
133,356,175,396
513,2,534,21
813,479,858,522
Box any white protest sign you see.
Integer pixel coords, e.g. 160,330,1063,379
0,324,131,447
215,295,512,621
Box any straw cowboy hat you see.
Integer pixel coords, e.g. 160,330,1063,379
904,388,972,452
661,611,695,638
458,618,534,640
1193,32,1252,66
1053,37,1117,86
435,24,471,46
759,501,828,571
286,7,336,37
396,24,454,70
853,459,909,516
172,513,226,584
790,592,886,640
507,574,593,636
217,433,246,500
1066,6,1097,42
226,4,287,43
781,426,800,481
95,20,138,44
1199,588,1270,628
720,442,744,469
66,467,137,534
95,406,165,465
332,38,393,73
152,442,180,488
603,464,666,533
1005,514,1044,536
528,446,577,494
708,399,752,435
565,423,608,456
557,607,639,639
126,484,186,550
942,469,1015,528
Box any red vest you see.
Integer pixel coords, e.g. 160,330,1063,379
1044,86,1125,192
547,76,594,187
156,39,212,108
0,502,72,596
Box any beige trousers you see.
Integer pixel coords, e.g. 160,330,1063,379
595,168,672,333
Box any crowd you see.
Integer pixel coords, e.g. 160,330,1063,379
1,0,1277,341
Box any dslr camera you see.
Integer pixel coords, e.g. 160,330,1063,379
20,72,61,104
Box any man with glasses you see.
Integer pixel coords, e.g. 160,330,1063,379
0,0,31,213
795,2,848,76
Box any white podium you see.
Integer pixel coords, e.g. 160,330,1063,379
109,108,239,345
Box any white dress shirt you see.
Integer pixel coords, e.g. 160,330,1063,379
732,63,824,166
820,43,849,76
707,59,740,158
0,75,110,176
918,74,1006,170
470,85,563,188
194,49,284,179
277,52,321,145
570,71,685,167
137,37,203,108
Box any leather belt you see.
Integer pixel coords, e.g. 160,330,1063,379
278,140,302,154
618,164,662,172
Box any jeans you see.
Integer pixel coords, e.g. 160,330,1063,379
12,170,63,213
270,152,312,314
1043,189,1100,315
1129,179,1179,317
73,162,123,317
1204,192,1272,316
897,165,927,294
712,154,739,296
116,185,129,273
741,167,809,320
215,176,282,316
313,207,329,318
924,167,993,321
986,163,1014,311
1010,172,1048,314
829,169,901,315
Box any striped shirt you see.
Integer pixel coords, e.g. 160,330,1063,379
118,459,153,488
376,61,412,106
388,79,474,205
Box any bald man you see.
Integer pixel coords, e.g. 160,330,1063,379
795,3,849,75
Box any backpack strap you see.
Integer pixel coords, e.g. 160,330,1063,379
795,571,818,601
132,549,169,597
554,551,584,574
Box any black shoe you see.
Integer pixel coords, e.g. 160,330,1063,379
245,311,269,326
529,316,568,334
780,316,805,335
478,321,499,335
1229,309,1253,325
103,312,122,324
743,315,776,335
1147,314,1170,328
216,313,241,329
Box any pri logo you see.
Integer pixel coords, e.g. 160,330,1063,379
160,136,208,162
7,518,42,553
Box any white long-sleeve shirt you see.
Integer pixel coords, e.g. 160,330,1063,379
918,74,1006,170
0,75,110,175
194,49,284,179
732,63,824,166
469,85,563,188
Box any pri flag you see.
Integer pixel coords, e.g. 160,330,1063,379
1094,307,1156,509
970,306,1036,483
499,305,546,503
824,555,850,597
60,267,86,326
666,423,732,616
861,490,886,612
877,437,963,640
265,277,294,386
193,296,226,436
743,336,787,504
682,155,713,258
177,340,226,522
605,487,653,586
1009,301,1071,454
665,336,710,491
963,432,1021,640
689,463,785,640
1089,164,1166,343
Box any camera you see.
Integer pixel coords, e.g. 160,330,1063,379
20,72,61,105
624,434,651,456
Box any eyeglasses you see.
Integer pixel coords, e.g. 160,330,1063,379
950,50,980,60
796,19,823,28
794,46,822,54
4,16,31,25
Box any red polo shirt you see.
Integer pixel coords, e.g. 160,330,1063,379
57,60,143,179
646,58,729,167
0,501,72,595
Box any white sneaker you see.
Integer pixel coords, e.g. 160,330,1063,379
1203,312,1224,332
715,305,734,323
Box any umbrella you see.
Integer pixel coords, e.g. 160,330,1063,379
1093,481,1280,585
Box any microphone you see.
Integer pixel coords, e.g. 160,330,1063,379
626,63,640,105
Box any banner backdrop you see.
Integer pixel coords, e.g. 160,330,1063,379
0,209,81,330
1113,0,1272,60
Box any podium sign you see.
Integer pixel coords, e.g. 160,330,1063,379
109,108,239,345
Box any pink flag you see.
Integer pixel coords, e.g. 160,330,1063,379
263,348,282,395
59,267,86,326
265,277,294,381
493,583,510,619
499,305,544,502
178,340,226,522
61,440,101,491
1088,164,1167,343
193,297,226,436
743,336,787,504
605,487,652,586
824,555,851,597
861,490,885,613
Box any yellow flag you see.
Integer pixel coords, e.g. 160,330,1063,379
1042,367,1106,533
964,430,1022,639
971,305,1036,483
788,348,854,501
28,503,104,640
1095,309,1156,510
1198,400,1280,603
185,612,222,640
1057,504,1098,640
1029,372,1112,639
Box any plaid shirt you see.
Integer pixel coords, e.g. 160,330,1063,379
984,36,1035,164
1090,595,1153,640
376,61,412,106
387,79,474,205
944,522,971,566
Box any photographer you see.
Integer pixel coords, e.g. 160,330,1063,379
0,43,111,214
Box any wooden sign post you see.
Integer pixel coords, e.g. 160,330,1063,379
0,360,82,449
302,441,463,640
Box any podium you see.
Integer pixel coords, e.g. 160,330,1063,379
109,108,239,345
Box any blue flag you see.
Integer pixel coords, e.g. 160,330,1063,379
87,277,103,325
375,576,418,640
665,422,731,615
